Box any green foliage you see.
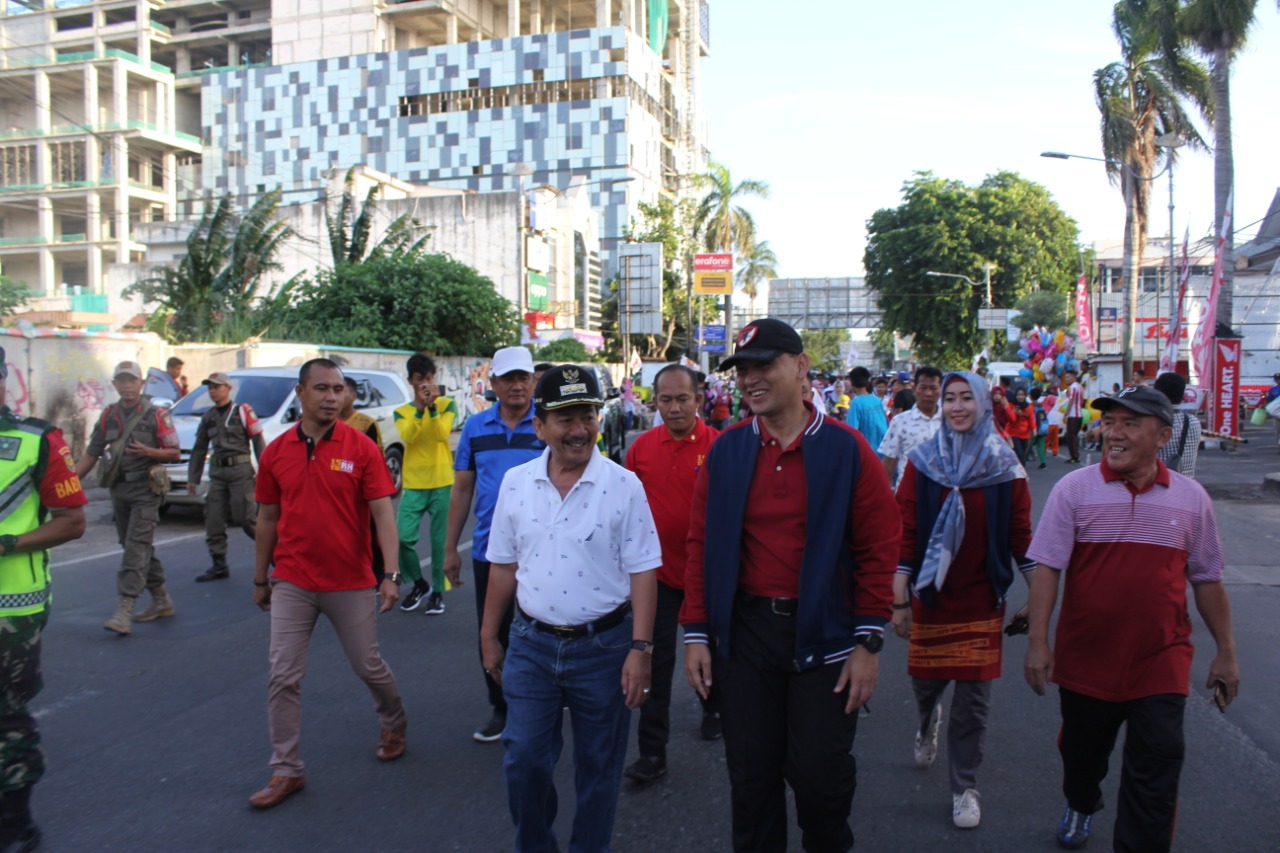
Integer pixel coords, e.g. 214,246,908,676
800,329,849,374
325,168,431,266
125,190,295,343
0,276,30,319
737,239,779,313
1012,290,1072,332
694,160,769,255
864,171,1080,366
283,252,519,355
534,338,591,363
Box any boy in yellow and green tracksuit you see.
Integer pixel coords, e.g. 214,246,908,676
394,354,456,614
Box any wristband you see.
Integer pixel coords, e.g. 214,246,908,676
891,601,911,610
254,580,270,588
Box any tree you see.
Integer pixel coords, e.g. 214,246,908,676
324,168,431,266
736,239,779,316
1135,0,1272,330
284,252,519,355
864,171,1080,367
1012,290,1072,333
1095,1,1210,373
534,338,591,363
800,329,849,374
693,161,770,342
125,190,296,343
0,276,30,319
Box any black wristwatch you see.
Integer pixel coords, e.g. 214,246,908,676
0,534,17,556
852,632,884,654
630,640,655,655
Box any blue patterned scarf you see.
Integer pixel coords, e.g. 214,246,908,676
906,372,1026,594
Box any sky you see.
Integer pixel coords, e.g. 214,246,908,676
698,0,1280,280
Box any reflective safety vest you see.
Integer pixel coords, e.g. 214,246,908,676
0,419,53,617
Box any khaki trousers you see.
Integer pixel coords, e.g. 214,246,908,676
110,480,165,597
266,581,406,776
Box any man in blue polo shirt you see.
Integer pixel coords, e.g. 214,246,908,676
444,346,544,743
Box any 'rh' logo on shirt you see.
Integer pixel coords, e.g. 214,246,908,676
329,458,355,474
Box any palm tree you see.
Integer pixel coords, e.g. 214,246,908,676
125,190,295,342
736,239,779,316
1095,1,1210,373
325,168,431,266
692,161,769,341
1135,0,1271,329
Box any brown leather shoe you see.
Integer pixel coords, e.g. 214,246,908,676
248,775,305,809
376,724,407,761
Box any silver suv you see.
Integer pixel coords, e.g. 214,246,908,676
163,366,412,509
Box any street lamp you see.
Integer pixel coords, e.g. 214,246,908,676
926,262,999,356
1041,140,1181,376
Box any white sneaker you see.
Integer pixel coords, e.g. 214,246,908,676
914,703,943,768
952,788,981,829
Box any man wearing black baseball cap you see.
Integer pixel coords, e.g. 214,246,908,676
1024,382,1239,851
480,364,660,852
682,319,901,851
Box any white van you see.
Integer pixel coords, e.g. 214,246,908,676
162,366,412,510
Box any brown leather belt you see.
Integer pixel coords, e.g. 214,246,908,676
518,600,631,638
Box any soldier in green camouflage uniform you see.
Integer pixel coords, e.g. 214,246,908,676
0,346,88,851
187,372,265,582
75,361,181,636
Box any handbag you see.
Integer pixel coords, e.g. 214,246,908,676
97,405,151,489
1166,413,1192,472
1266,396,1280,418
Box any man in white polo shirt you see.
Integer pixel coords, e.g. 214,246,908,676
1023,385,1240,852
481,364,660,853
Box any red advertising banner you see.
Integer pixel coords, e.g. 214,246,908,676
1211,338,1242,438
693,253,733,272
1074,274,1094,352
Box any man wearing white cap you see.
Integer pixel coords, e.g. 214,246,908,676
76,361,181,635
443,345,545,743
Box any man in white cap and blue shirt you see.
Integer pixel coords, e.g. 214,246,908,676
443,346,546,743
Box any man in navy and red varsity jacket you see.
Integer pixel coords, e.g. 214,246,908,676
681,318,900,853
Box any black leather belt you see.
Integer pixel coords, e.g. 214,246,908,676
117,470,152,483
213,454,252,467
518,600,631,638
738,592,798,617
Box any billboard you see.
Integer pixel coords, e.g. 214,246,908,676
617,242,664,336
1211,338,1242,438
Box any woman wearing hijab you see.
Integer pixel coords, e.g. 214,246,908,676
990,385,1013,444
891,372,1034,830
1006,387,1034,463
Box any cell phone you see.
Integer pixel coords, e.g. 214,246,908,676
1212,679,1229,713
437,384,446,397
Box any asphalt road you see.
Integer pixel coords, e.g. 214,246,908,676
26,423,1280,852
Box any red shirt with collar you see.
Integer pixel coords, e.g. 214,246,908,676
255,419,395,592
683,402,900,614
625,418,719,589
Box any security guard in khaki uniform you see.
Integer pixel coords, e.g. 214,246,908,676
0,346,88,851
75,361,181,635
188,372,265,582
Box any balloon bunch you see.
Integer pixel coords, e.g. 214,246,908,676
1015,328,1079,384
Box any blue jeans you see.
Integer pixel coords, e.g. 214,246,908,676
502,610,633,853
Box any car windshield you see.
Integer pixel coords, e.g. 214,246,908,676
169,376,297,419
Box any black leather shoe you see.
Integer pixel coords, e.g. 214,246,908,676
624,755,667,783
0,823,41,853
195,566,230,582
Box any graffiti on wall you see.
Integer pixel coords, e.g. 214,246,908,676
4,363,28,415
439,359,493,426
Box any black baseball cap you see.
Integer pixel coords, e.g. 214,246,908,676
1093,385,1174,426
720,318,804,371
534,364,603,411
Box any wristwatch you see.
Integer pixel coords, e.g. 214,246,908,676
384,572,403,585
0,534,17,556
852,632,884,654
630,640,655,655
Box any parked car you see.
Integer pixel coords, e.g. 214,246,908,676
162,366,412,510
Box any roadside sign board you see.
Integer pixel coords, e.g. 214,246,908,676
693,253,733,272
697,324,726,341
700,342,726,354
694,271,731,295
1211,338,1242,437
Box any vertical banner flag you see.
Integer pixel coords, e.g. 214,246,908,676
1211,338,1242,437
1191,192,1232,384
1158,231,1191,375
1074,274,1094,352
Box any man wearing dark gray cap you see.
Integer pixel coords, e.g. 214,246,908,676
76,361,181,634
481,364,660,853
188,372,267,582
1024,384,1240,851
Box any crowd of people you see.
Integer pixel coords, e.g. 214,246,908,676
0,318,1246,853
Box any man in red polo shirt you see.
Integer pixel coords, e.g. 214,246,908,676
1025,385,1240,851
682,318,900,852
623,364,721,784
247,359,407,810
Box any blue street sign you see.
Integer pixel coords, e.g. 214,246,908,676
701,343,726,354
697,324,727,341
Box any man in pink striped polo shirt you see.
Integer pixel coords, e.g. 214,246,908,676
1023,385,1240,852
